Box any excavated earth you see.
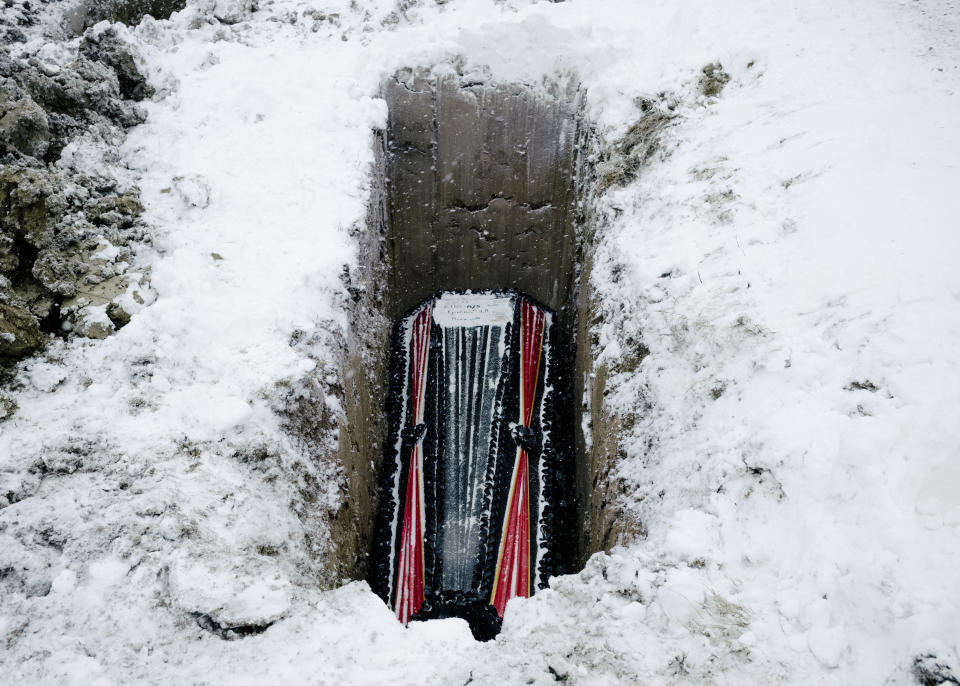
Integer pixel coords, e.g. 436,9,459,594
0,13,157,380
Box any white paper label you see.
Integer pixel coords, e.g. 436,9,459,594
432,292,514,328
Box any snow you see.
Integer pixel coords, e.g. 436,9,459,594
2,0,959,684
169,558,292,627
50,568,77,595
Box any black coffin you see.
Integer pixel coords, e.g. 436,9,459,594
371,290,570,639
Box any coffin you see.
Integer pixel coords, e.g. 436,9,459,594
371,290,568,639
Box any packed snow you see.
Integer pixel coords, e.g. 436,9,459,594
2,0,959,684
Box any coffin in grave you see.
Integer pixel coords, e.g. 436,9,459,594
371,290,569,639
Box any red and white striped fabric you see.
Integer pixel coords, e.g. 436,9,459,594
394,305,431,624
491,299,546,617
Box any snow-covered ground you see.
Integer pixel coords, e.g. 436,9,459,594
2,0,959,683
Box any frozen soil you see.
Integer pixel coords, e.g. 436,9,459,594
1,0,959,685
0,13,158,372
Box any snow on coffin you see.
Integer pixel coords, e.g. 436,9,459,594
372,290,568,639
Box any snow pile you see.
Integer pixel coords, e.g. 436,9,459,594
588,1,960,680
1,0,959,684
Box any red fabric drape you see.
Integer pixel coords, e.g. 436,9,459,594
394,306,431,624
491,300,546,617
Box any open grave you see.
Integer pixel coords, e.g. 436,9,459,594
329,69,640,636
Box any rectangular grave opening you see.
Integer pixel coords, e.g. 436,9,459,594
333,71,629,624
